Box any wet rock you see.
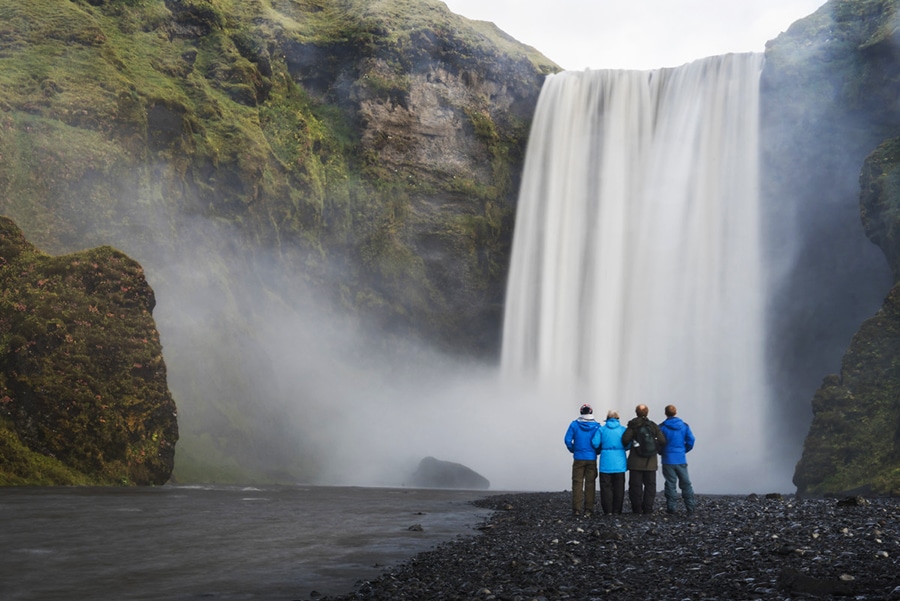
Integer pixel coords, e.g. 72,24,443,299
836,495,869,507
408,456,490,490
777,567,857,596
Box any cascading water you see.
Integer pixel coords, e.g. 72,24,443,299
502,53,788,492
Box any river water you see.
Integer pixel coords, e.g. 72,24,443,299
0,485,494,601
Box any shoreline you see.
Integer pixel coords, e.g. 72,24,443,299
322,490,900,601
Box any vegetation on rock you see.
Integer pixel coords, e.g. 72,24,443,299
0,216,177,485
762,0,900,495
794,137,900,496
0,0,557,483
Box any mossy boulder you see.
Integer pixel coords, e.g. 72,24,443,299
0,216,177,485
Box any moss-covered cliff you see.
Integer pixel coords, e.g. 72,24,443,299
762,0,900,495
0,216,177,485
793,138,900,495
0,0,557,482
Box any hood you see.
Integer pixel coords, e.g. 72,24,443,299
604,418,621,428
662,417,684,429
575,416,597,430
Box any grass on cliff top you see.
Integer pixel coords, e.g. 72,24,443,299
226,0,557,72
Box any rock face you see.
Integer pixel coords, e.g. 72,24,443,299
0,0,556,482
0,217,177,485
409,456,490,490
793,139,900,496
763,0,900,494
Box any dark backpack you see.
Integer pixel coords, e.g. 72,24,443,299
633,423,657,458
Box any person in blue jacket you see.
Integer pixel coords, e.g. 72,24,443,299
564,404,601,517
659,404,696,514
591,410,629,515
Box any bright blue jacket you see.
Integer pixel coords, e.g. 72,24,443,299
564,416,601,460
591,417,628,473
659,416,695,465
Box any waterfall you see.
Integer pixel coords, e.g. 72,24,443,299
502,53,785,491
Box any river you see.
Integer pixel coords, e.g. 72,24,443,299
0,485,494,600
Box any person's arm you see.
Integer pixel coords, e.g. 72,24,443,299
685,424,695,453
621,425,633,445
564,423,575,453
654,423,667,446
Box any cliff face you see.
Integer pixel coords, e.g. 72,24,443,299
0,217,177,485
0,0,556,482
761,0,900,494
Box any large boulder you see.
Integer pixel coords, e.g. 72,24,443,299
409,456,490,490
0,216,177,485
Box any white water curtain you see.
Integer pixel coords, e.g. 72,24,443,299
502,54,780,490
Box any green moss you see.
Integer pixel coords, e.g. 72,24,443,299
0,217,177,486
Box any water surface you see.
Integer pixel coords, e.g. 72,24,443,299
1,485,493,600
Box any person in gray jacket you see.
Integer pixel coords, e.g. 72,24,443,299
621,404,667,515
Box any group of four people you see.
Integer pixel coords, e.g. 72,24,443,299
564,403,696,517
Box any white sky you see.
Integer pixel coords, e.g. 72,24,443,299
441,0,827,70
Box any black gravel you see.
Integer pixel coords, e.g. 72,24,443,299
322,491,900,601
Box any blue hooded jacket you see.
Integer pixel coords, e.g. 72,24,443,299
591,417,628,473
564,416,601,460
659,416,695,465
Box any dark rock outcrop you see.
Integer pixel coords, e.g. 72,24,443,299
793,137,900,495
409,456,490,490
761,0,900,494
0,217,177,485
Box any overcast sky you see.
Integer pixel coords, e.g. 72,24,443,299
441,0,827,70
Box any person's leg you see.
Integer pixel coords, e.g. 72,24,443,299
675,464,695,513
663,464,678,513
611,472,625,513
572,461,586,515
628,469,642,513
584,461,597,515
642,470,657,514
598,472,613,514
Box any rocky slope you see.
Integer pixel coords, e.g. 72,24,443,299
0,217,177,485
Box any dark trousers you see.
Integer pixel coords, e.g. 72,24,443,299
598,472,626,514
571,459,597,515
628,469,657,514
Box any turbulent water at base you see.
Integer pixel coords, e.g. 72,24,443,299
503,53,786,491
0,486,491,601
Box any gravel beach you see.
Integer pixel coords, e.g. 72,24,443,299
323,491,900,601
